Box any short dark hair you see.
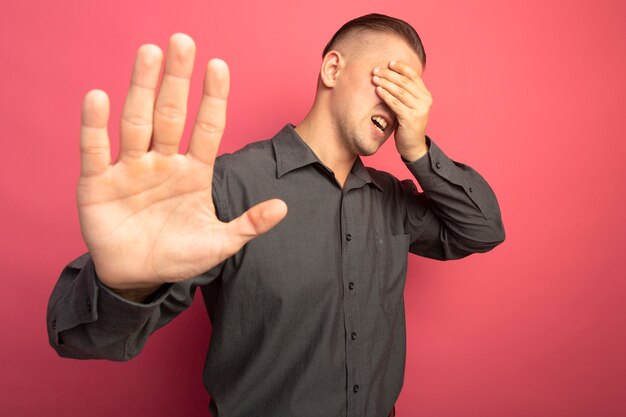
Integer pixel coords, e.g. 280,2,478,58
322,13,426,68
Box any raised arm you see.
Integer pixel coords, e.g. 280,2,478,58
48,34,288,360
373,59,505,258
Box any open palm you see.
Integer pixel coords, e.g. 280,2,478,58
78,34,287,292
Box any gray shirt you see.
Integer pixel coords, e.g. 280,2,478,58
48,124,505,417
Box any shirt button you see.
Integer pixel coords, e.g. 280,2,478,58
351,332,357,340
435,161,442,169
51,319,57,330
348,282,355,290
86,299,92,312
345,234,352,241
353,385,360,393
469,187,473,193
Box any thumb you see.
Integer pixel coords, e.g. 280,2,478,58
224,199,288,253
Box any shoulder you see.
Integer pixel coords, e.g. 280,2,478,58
214,138,276,180
211,138,277,221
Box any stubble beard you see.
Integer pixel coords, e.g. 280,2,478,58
338,119,382,157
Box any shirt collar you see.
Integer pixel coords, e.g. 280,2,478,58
350,157,383,191
271,124,383,191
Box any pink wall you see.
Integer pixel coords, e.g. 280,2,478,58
2,0,625,416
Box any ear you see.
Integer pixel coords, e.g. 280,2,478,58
319,51,343,88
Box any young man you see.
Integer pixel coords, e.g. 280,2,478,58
48,14,505,417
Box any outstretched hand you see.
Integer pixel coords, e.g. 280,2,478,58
78,34,287,294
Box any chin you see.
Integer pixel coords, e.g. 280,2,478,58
355,143,382,157
345,128,386,157
356,136,387,157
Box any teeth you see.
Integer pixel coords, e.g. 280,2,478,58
372,116,387,132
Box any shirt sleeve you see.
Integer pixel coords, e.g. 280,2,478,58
402,136,506,260
46,254,223,361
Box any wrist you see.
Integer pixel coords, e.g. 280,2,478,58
398,135,429,162
93,264,163,303
108,286,163,303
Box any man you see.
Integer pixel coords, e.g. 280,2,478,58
48,14,505,417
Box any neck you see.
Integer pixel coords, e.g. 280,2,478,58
295,103,356,187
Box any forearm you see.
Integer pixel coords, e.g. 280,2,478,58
405,137,505,256
47,254,187,361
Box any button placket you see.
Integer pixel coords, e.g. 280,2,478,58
340,190,363,415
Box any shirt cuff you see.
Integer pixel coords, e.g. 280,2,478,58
93,272,173,333
52,254,99,339
404,137,456,184
53,255,173,337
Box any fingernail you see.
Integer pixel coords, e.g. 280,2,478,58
390,60,397,66
373,67,380,74
372,75,380,82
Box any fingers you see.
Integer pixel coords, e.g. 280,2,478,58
373,68,418,107
187,59,230,165
80,90,111,177
372,77,417,111
152,33,196,155
119,44,163,160
223,199,288,255
374,84,406,115
388,60,429,94
372,60,432,116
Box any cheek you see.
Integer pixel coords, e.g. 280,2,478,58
346,68,379,98
346,78,378,110
335,73,379,116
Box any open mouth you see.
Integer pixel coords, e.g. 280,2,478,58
371,115,388,133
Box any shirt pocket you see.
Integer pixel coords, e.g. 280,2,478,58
375,233,410,315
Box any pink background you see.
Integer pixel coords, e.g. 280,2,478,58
1,0,625,416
